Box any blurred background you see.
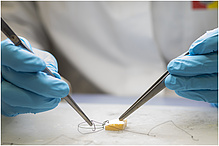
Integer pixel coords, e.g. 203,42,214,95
1,1,218,96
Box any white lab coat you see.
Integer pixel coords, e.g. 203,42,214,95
1,1,217,96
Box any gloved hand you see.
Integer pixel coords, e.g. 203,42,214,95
165,28,218,104
1,37,70,117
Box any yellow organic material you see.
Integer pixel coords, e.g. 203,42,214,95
104,119,127,131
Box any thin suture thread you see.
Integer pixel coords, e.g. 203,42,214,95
77,120,199,141
77,120,107,134
146,120,199,141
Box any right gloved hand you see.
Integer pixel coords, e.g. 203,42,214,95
1,37,70,117
165,28,218,104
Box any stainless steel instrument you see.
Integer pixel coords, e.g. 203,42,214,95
1,17,93,126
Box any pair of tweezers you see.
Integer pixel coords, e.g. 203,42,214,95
119,53,189,121
1,17,93,126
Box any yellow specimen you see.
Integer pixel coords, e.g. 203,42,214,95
104,119,127,131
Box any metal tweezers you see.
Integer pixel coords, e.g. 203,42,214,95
119,52,189,121
1,17,93,126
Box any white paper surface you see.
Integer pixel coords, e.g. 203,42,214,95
1,99,218,145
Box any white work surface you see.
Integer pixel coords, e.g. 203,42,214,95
1,94,218,145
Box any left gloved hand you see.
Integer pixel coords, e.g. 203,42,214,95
165,28,218,103
1,37,70,117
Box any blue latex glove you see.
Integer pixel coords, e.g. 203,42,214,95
165,28,218,104
1,37,70,117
